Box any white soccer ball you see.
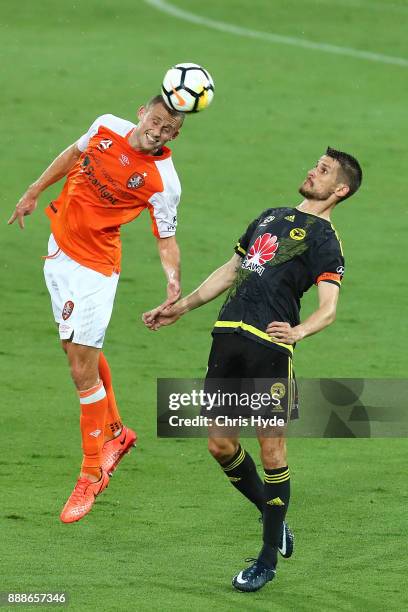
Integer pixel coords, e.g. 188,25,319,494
161,63,215,113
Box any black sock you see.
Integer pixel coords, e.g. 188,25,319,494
220,445,264,513
258,466,291,569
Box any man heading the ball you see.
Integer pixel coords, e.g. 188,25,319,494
8,95,185,523
143,147,362,592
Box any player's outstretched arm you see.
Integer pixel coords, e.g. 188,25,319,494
157,236,181,307
143,253,242,331
266,281,339,344
8,142,82,229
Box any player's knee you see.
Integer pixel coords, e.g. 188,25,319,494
208,438,238,464
260,438,287,469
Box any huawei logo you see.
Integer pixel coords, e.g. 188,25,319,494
247,234,279,265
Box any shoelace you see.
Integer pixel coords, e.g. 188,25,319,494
70,478,90,502
243,558,262,578
243,558,274,578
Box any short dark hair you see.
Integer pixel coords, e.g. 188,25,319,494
146,94,185,126
326,146,362,202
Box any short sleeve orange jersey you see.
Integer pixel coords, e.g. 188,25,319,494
45,114,181,276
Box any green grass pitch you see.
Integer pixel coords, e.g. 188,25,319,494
1,1,408,610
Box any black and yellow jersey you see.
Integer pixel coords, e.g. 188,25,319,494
213,207,344,356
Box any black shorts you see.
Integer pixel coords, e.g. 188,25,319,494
203,332,299,423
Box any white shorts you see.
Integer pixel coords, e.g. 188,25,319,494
43,234,119,348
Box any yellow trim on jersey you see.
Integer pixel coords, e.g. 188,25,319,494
213,321,294,355
330,223,344,256
235,242,246,256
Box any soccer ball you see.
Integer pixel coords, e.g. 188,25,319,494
161,63,215,113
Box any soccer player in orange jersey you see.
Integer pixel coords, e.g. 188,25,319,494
8,95,185,523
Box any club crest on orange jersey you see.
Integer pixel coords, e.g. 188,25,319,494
62,300,74,321
127,172,145,189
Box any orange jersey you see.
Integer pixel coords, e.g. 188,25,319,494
45,114,181,275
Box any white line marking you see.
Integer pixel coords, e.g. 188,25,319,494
313,0,408,14
145,0,408,68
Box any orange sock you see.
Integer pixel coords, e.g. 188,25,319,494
79,381,108,475
99,352,123,439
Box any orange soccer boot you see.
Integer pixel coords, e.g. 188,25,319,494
60,470,110,523
101,426,137,475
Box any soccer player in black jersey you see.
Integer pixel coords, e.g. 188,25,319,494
144,147,362,593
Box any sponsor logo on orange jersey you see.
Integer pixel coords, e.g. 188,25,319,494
119,153,130,166
80,156,118,204
97,139,113,152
